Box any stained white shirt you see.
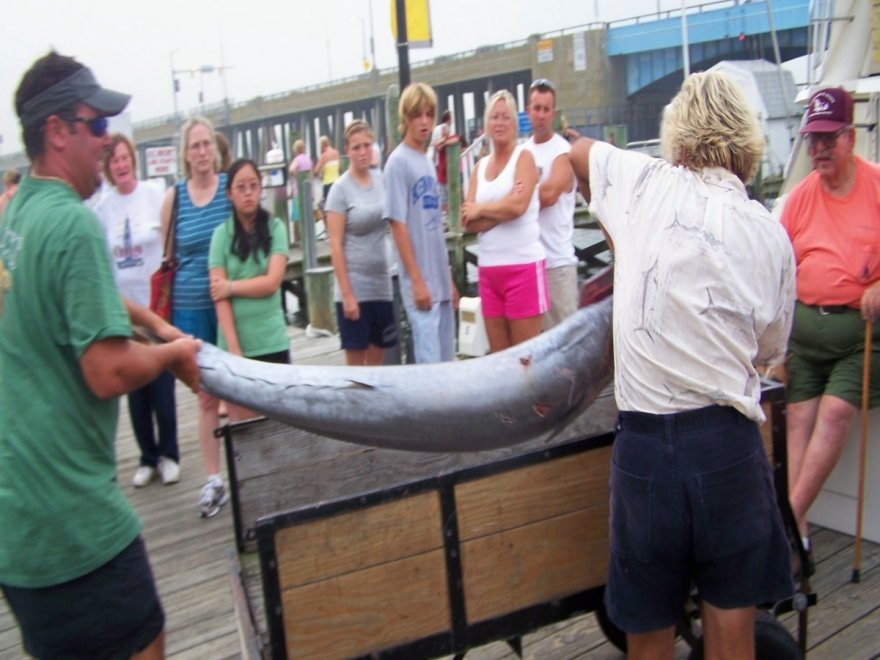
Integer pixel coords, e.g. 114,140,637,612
588,141,795,423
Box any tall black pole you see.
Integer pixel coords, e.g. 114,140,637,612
395,0,411,90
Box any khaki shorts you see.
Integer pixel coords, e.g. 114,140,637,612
543,264,578,330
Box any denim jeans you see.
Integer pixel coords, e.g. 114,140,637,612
127,370,178,467
402,299,455,363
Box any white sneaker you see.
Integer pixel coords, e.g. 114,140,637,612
199,479,229,518
305,323,334,338
158,458,180,485
132,466,157,488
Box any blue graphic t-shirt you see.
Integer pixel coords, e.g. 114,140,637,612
383,143,450,304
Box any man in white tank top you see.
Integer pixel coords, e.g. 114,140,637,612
523,79,577,329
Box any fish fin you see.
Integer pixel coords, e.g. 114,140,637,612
346,380,376,390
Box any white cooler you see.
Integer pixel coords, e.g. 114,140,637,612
458,296,489,357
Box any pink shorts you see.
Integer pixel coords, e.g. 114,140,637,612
479,260,550,319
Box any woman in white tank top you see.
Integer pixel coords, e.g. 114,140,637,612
461,90,547,352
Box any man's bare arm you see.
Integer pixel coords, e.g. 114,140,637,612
569,137,596,204
537,153,574,209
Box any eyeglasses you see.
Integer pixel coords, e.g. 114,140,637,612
806,126,850,149
62,115,109,138
232,182,261,195
530,78,555,92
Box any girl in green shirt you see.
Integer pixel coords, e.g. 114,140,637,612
209,158,291,421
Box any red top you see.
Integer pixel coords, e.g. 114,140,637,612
781,157,880,307
436,144,448,185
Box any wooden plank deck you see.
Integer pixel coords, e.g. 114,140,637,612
2,319,880,659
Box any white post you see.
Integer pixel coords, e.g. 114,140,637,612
358,17,367,71
219,29,231,127
169,50,180,128
368,0,377,70
680,0,690,79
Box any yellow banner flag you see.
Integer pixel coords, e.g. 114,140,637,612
390,0,433,49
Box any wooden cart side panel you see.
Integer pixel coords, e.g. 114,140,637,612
280,549,451,659
229,420,372,484
454,447,612,541
274,490,444,587
460,506,610,623
225,550,263,660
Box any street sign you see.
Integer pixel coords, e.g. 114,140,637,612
145,146,178,178
518,112,532,135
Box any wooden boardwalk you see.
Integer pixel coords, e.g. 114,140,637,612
2,322,880,659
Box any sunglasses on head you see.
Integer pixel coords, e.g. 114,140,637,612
530,78,555,92
60,114,109,138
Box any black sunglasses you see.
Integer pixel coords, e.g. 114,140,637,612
61,114,109,138
530,78,555,92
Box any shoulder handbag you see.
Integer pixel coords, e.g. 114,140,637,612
149,184,179,321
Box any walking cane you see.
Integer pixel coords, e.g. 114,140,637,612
853,320,873,584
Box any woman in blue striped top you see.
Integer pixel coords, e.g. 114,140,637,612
160,116,232,518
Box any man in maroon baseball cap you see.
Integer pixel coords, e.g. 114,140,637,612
800,86,854,133
781,85,880,573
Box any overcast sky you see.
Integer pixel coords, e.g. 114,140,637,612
1,1,696,155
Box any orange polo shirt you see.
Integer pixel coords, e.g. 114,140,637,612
781,157,880,307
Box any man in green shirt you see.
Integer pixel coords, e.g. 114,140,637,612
0,51,201,659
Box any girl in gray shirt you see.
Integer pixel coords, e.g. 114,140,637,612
326,120,397,365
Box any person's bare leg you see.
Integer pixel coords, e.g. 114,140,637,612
484,317,511,353
197,391,221,475
509,315,543,347
364,344,385,366
131,628,164,660
790,394,857,536
626,626,675,660
227,403,259,423
344,349,367,366
786,397,820,532
701,601,754,660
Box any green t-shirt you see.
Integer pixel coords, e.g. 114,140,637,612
0,176,140,588
208,215,290,357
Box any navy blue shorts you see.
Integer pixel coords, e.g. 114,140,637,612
1,536,164,659
336,300,398,351
605,405,793,634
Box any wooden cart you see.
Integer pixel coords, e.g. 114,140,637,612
223,382,810,659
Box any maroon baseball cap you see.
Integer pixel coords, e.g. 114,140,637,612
800,87,854,134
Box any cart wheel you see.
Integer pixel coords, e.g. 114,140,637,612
686,609,803,660
595,598,627,652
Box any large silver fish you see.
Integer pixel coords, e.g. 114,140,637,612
197,295,612,452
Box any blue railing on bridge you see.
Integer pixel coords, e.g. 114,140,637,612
607,0,809,55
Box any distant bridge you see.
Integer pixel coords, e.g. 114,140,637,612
611,0,808,95
0,0,808,177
